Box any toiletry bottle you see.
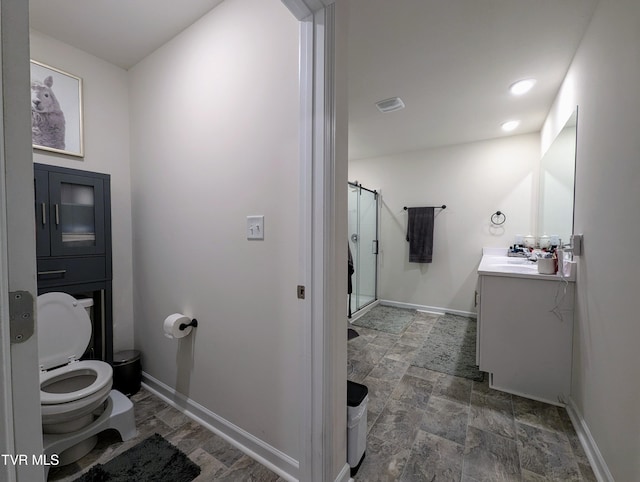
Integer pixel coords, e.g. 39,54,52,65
557,249,564,276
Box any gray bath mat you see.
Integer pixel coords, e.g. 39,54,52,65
412,313,484,381
352,305,415,334
73,433,200,482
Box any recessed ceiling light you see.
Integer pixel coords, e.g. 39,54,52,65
509,79,537,96
375,97,405,113
501,120,520,132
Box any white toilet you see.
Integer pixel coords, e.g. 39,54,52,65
37,292,136,468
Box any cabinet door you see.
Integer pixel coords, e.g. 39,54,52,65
48,172,106,256
34,169,51,256
479,275,574,404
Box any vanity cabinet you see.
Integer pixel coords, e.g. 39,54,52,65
34,163,113,362
477,273,574,405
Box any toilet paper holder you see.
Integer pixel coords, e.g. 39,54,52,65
179,318,198,331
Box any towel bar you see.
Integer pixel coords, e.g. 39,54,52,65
404,205,446,210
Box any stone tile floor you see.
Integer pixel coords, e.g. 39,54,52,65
48,388,285,481
47,308,598,482
349,310,598,482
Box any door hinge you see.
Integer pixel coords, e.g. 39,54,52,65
297,285,306,300
9,290,34,344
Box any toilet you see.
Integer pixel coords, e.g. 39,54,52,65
37,292,136,468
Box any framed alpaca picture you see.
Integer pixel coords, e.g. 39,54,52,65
30,60,84,157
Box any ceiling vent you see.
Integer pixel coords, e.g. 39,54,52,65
375,97,405,113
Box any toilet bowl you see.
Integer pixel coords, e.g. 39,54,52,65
40,360,113,429
37,292,114,462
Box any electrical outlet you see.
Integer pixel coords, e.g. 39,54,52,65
246,215,264,240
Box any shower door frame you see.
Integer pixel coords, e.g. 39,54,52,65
348,181,378,316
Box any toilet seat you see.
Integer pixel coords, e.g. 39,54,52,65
40,360,113,405
41,378,113,426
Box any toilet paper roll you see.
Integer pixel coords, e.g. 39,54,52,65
163,313,192,339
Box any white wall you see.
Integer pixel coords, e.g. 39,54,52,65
30,30,134,352
542,0,640,480
129,0,301,464
349,133,539,314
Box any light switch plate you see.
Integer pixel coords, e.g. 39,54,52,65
246,215,264,240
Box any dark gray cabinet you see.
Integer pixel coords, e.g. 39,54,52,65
34,163,113,362
35,168,108,258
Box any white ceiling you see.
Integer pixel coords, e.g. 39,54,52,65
29,0,598,160
348,0,598,160
29,0,225,70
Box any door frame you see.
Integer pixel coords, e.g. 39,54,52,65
282,1,347,481
0,0,45,480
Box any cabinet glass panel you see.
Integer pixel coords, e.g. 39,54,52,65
60,182,96,247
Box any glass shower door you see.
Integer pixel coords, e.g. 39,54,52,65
348,183,378,316
357,188,377,309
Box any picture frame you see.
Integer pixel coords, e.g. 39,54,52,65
30,60,84,158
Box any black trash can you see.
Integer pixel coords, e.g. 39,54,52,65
347,380,368,476
112,350,141,396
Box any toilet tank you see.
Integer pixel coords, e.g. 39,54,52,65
76,297,93,316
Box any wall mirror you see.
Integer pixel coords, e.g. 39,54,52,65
538,108,577,245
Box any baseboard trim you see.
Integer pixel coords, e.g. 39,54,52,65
566,398,614,482
378,299,477,319
141,372,298,481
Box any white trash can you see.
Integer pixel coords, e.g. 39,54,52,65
347,381,368,476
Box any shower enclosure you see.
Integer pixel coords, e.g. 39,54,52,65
348,182,378,316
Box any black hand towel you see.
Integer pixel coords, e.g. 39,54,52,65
406,207,435,263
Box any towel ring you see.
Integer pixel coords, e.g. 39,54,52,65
491,211,506,225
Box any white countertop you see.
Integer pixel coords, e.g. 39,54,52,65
478,248,576,282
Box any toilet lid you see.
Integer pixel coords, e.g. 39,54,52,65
37,292,92,370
